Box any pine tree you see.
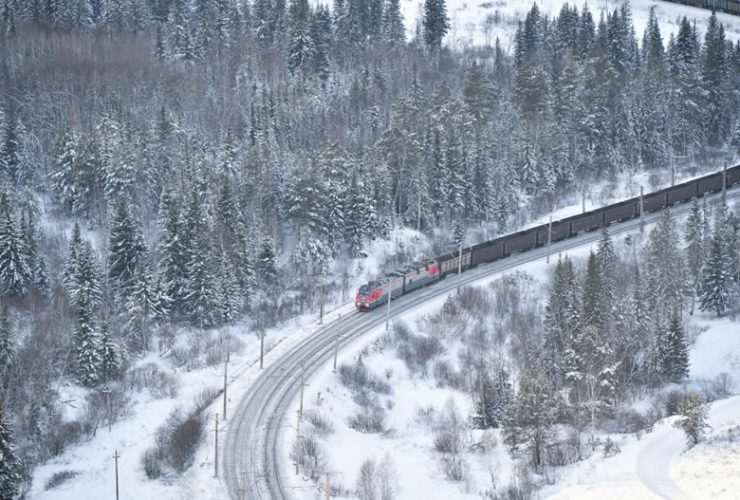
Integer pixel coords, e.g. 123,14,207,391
63,222,84,297
543,255,580,387
157,191,189,319
0,194,31,297
382,0,404,46
673,393,710,447
685,198,705,304
256,235,278,288
72,240,103,311
0,400,21,500
108,198,148,295
184,195,220,328
504,369,557,471
50,129,79,213
422,0,449,52
659,310,689,383
100,320,125,383
0,306,15,388
0,102,21,184
700,228,734,316
124,261,156,352
73,281,102,387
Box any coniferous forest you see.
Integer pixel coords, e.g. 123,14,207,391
0,0,740,496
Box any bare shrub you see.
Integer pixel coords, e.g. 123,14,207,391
44,470,78,490
433,399,464,454
434,429,462,454
663,389,686,416
603,437,621,457
348,403,386,433
192,387,222,414
80,387,131,436
306,411,335,436
440,455,469,482
610,408,649,434
356,459,377,500
542,438,580,467
432,359,464,389
338,358,391,395
169,346,191,368
396,333,444,377
142,409,204,479
125,362,180,398
355,454,398,500
290,432,326,481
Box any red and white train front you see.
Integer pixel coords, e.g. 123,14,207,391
355,281,386,310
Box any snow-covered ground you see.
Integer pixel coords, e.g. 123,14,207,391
288,230,740,500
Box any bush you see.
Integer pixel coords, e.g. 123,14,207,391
125,362,180,399
349,403,386,433
396,333,444,377
306,411,335,436
440,455,469,482
432,360,464,389
290,432,326,481
338,359,391,395
192,387,222,415
142,410,204,479
80,387,131,436
44,470,79,490
434,429,462,454
664,389,686,416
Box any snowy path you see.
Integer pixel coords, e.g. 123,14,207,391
635,422,691,500
549,395,740,500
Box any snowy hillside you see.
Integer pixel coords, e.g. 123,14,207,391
381,0,740,46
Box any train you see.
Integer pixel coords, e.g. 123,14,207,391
355,164,740,311
664,0,740,16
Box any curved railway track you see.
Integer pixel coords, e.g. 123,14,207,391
224,185,740,500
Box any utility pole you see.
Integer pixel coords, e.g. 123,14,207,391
457,242,463,294
299,363,305,420
319,282,325,325
214,413,219,478
102,387,112,433
259,325,265,370
417,194,422,233
582,189,586,213
671,153,675,186
295,410,301,475
113,450,120,500
223,355,228,421
640,186,645,231
333,334,339,372
723,161,728,193
385,287,391,332
324,472,331,500
546,216,553,264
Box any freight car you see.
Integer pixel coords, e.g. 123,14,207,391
356,164,740,311
666,0,740,15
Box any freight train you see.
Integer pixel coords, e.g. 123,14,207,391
355,164,740,311
666,0,740,16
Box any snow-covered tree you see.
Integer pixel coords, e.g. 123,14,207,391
0,400,21,500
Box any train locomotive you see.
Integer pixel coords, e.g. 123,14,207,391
355,164,740,312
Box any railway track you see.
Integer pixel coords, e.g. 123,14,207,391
223,185,740,500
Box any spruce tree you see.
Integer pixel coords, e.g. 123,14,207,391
0,103,21,184
422,0,449,52
0,194,31,297
0,400,21,500
100,320,125,383
382,0,404,46
50,129,79,213
157,191,189,317
0,306,15,388
659,310,689,383
108,198,148,295
73,281,102,387
700,229,733,316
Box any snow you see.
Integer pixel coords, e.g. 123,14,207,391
312,0,740,48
